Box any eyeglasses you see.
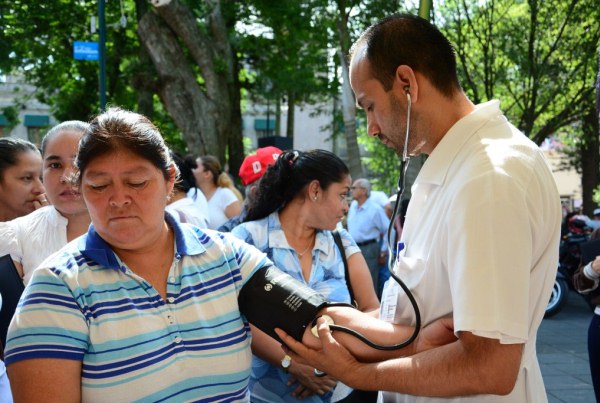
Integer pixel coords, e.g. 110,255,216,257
350,186,363,190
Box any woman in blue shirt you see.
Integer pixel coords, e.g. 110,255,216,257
232,149,380,402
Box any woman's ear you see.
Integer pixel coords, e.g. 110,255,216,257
308,180,321,201
167,163,177,192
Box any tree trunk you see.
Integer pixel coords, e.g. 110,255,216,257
581,106,600,215
286,92,295,141
137,0,242,168
225,45,244,178
337,51,363,180
334,0,363,179
138,11,217,156
133,0,155,118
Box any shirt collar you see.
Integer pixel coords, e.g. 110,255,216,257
267,211,328,254
78,211,206,271
416,100,502,186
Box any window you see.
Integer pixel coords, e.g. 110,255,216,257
0,114,7,138
24,115,50,146
254,118,275,138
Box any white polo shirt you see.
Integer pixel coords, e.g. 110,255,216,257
380,100,561,402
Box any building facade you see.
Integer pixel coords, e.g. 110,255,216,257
0,75,55,146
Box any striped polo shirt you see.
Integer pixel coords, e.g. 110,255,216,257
5,214,270,402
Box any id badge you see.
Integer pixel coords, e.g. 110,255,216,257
380,242,405,322
380,279,400,322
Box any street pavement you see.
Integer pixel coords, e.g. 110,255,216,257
538,289,597,402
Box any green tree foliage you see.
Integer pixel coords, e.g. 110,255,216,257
0,0,183,148
237,0,335,142
441,0,599,145
439,0,600,212
1,1,103,120
2,0,597,201
332,0,414,191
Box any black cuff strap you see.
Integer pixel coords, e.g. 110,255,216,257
238,265,329,342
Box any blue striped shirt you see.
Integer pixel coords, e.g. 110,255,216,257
5,214,269,402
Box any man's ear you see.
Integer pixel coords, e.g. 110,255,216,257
394,65,418,103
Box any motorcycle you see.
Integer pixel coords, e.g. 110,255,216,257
545,219,591,318
545,265,572,318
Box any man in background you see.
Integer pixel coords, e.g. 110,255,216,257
347,178,390,291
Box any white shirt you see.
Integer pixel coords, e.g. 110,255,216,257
187,187,209,214
166,197,209,228
380,101,561,402
206,187,239,230
0,206,69,285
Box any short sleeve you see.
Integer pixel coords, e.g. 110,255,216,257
219,188,239,208
231,223,254,246
447,172,532,342
221,231,271,287
338,228,361,259
0,221,23,263
4,263,89,365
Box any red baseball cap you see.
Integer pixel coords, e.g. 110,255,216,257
238,146,282,185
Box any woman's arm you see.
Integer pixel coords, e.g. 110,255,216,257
224,200,242,219
8,358,82,402
13,260,24,279
296,306,455,362
346,252,380,314
250,324,336,398
573,256,600,293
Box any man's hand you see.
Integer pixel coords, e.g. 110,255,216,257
276,317,365,389
590,255,600,276
276,315,457,391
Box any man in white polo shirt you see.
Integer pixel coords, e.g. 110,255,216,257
281,13,561,403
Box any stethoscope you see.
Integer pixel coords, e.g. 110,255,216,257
315,89,422,355
383,89,422,346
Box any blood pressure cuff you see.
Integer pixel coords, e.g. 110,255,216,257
238,265,328,342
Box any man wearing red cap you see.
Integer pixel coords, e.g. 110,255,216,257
217,146,282,232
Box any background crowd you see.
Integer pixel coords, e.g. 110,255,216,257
0,117,396,403
0,12,597,403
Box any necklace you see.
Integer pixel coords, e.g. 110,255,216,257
295,233,316,259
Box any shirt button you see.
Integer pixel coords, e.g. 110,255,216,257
169,276,176,282
168,297,175,304
174,336,182,343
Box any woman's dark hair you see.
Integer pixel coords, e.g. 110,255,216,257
183,155,198,170
170,150,196,193
0,137,40,183
41,120,90,157
350,13,461,97
76,107,172,183
244,149,349,222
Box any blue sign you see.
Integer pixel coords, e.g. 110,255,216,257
73,41,99,61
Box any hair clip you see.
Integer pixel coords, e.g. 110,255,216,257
289,150,300,166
